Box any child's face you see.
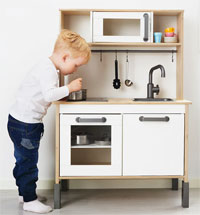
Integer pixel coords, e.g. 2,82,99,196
60,54,87,75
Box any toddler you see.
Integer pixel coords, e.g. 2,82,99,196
7,29,91,213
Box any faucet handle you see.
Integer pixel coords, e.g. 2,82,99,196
155,85,160,95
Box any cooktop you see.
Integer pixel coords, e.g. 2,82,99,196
67,97,108,102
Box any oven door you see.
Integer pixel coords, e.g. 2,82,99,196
60,114,122,176
92,12,153,42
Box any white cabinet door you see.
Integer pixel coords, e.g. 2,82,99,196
123,114,184,176
60,114,122,176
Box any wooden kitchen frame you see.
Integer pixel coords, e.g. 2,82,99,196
59,9,184,100
53,9,191,209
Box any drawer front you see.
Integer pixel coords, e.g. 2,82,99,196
123,113,184,176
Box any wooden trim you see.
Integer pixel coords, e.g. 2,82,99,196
59,11,65,87
60,9,184,16
59,175,184,180
55,105,60,184
88,42,181,47
176,12,184,100
52,98,192,105
184,105,189,182
60,10,64,30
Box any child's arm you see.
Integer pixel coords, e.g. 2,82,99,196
67,78,82,94
39,71,82,102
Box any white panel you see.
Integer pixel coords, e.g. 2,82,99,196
60,104,186,114
90,11,93,42
60,121,71,166
60,114,121,125
150,12,154,42
93,19,103,36
123,114,184,176
60,114,122,176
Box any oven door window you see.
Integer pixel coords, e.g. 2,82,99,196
71,125,111,165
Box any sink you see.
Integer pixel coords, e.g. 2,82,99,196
133,98,173,102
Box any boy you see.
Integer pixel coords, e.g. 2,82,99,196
7,29,91,213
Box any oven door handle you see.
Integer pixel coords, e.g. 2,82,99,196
76,117,107,123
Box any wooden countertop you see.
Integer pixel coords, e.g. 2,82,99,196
53,98,192,105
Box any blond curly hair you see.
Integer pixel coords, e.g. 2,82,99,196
54,29,91,63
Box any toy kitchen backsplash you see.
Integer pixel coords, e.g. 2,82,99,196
65,48,177,99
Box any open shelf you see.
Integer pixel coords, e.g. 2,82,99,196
61,9,183,46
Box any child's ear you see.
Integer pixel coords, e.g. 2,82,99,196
63,52,70,62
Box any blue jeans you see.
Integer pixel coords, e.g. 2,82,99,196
7,114,44,202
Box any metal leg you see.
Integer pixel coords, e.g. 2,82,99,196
172,179,179,190
54,183,61,209
61,180,69,191
182,180,189,208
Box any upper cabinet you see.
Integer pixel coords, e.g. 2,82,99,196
60,9,183,47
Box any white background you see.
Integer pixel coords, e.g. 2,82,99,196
0,0,199,189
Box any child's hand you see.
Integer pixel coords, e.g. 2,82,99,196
67,78,82,93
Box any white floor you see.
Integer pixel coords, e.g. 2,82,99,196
0,189,200,215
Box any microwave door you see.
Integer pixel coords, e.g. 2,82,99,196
92,12,153,43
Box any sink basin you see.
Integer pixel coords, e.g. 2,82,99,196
133,98,173,102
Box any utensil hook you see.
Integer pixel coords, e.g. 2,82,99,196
100,50,102,62
126,50,129,62
115,50,117,60
172,50,174,62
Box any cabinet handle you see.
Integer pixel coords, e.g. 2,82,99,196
139,116,170,122
76,117,107,123
143,13,149,42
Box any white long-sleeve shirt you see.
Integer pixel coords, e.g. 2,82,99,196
9,58,69,123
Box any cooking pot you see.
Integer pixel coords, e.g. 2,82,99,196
76,135,88,145
67,89,87,101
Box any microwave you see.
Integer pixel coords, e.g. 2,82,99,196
91,11,153,43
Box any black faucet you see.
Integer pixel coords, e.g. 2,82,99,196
147,64,166,99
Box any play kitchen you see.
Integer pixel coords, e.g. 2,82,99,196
54,9,191,210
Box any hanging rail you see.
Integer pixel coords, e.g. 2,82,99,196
91,49,176,62
91,49,177,53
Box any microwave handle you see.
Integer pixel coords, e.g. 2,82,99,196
143,13,149,42
76,117,107,123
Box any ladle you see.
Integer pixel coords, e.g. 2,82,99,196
125,51,133,87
